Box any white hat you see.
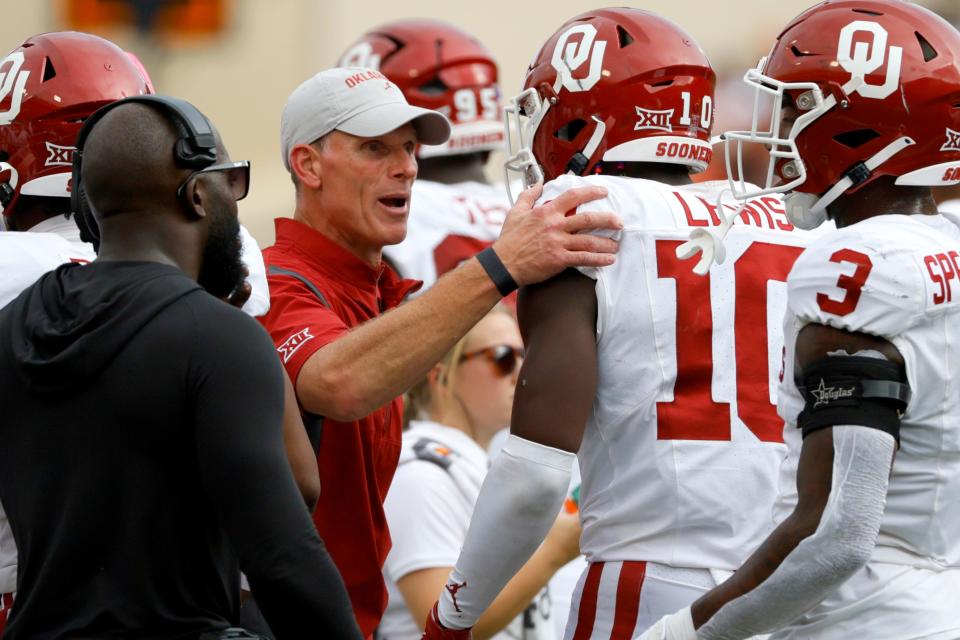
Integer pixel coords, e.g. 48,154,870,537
280,67,451,171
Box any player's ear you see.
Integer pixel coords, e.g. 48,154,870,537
290,143,323,190
180,177,207,220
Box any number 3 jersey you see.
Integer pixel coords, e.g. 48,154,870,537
540,174,821,570
776,213,960,570
383,179,509,292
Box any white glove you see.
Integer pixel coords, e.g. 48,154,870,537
638,606,697,640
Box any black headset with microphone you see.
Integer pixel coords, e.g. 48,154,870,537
70,94,218,249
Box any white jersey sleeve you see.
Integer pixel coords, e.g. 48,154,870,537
938,198,960,216
539,174,623,282
786,222,926,338
0,232,88,309
238,225,270,318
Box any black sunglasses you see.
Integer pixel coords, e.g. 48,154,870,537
175,160,250,201
459,344,524,377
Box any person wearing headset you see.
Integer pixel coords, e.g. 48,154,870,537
0,97,359,639
0,33,322,636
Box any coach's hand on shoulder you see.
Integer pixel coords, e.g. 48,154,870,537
421,603,472,640
492,183,621,286
639,607,697,640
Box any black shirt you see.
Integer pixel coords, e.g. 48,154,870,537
0,261,359,639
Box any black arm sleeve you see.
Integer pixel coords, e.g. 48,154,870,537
190,302,361,639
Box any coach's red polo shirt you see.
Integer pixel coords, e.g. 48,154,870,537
259,217,421,636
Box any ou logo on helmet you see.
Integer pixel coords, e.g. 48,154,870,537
0,51,30,125
551,24,607,93
836,21,903,99
341,42,382,71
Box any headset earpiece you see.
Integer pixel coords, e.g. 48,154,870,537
73,180,100,250
175,139,217,170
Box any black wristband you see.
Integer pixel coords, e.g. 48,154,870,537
476,247,518,297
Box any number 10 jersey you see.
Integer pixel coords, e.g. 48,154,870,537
541,174,821,570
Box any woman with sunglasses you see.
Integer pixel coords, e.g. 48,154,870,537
377,307,581,640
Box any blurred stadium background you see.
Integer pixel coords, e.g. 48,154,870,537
3,0,957,245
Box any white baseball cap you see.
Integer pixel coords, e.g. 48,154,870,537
280,66,451,171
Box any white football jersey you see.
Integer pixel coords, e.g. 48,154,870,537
0,224,94,310
776,213,960,570
939,198,960,216
0,217,268,315
540,174,822,570
385,180,509,291
238,224,270,317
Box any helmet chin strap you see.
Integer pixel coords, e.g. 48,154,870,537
812,136,917,213
0,162,19,212
785,136,916,230
565,116,606,176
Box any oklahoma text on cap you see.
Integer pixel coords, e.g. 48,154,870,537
280,67,451,171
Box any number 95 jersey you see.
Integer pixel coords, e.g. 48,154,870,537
775,213,960,570
541,174,822,570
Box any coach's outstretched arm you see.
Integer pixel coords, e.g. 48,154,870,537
294,184,620,421
422,268,599,637
640,325,901,640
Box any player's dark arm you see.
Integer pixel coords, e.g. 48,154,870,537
280,368,321,511
425,268,597,633
690,427,834,626
688,324,901,637
193,310,360,639
513,268,599,451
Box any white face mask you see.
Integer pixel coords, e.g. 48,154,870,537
503,87,548,205
719,59,846,203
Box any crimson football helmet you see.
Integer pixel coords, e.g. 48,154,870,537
338,20,503,159
722,0,960,229
504,8,716,201
0,31,152,219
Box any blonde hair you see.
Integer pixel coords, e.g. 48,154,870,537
402,303,514,428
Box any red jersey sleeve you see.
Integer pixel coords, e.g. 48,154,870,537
258,273,348,386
